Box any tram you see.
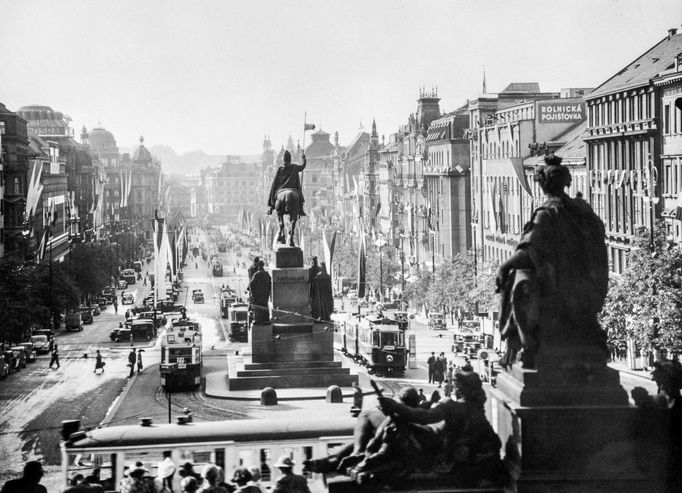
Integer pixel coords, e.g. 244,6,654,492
211,256,223,277
336,315,407,376
60,416,355,493
228,302,249,342
219,288,237,319
160,317,202,391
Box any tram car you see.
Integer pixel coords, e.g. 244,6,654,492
219,288,237,318
211,256,224,277
60,416,355,493
228,302,249,342
160,317,202,391
337,315,407,376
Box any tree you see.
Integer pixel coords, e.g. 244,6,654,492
0,257,33,344
26,262,80,329
68,242,118,301
600,222,682,354
366,244,401,300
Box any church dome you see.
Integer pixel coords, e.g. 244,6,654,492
88,127,118,153
132,135,153,163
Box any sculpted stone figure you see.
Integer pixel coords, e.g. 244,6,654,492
249,260,271,323
268,150,306,246
496,154,609,369
311,261,334,321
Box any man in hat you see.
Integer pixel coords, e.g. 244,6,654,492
267,151,306,216
119,463,155,493
0,461,47,493
272,455,310,493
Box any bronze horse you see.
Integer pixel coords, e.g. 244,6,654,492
274,188,301,246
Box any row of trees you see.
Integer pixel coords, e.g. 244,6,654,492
332,234,499,318
0,241,121,344
599,223,682,354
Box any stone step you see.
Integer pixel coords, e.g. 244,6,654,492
244,360,342,370
237,366,351,377
228,373,357,391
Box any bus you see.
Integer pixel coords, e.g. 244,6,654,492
121,268,136,285
60,417,355,492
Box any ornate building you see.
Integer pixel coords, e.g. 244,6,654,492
424,105,472,262
468,83,589,266
586,28,682,273
205,155,260,225
0,103,30,259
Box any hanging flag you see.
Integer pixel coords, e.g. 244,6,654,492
167,229,177,281
357,224,366,299
300,233,305,253
304,123,316,131
489,180,498,232
322,229,337,280
119,168,125,208
36,230,47,262
511,157,533,197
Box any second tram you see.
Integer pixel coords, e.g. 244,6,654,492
336,315,407,376
160,317,202,390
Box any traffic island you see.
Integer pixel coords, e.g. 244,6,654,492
225,245,357,392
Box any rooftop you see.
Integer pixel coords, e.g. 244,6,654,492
589,29,682,98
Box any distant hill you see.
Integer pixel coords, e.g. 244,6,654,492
119,146,259,175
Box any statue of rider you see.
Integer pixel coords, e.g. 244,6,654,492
267,150,306,216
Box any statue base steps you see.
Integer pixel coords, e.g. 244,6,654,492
227,357,355,391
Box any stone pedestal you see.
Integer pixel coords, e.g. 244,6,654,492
488,346,669,491
228,245,355,391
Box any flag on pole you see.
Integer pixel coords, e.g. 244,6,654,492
357,224,366,299
322,229,337,280
304,123,316,131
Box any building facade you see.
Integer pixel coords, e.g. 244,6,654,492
586,28,682,273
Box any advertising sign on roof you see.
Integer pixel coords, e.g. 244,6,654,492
536,101,586,123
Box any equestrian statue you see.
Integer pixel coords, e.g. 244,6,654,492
267,150,306,247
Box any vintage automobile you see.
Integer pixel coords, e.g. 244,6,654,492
102,286,117,302
32,327,53,339
156,301,186,313
96,296,109,309
121,293,135,305
228,303,249,342
65,311,83,332
117,280,128,290
109,328,131,343
30,335,50,354
10,347,27,369
90,304,101,316
80,306,94,325
192,289,204,303
428,312,447,330
19,342,37,362
3,350,17,374
0,357,9,379
137,311,167,328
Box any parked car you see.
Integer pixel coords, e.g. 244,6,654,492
31,327,53,339
30,335,50,354
90,304,101,316
80,306,94,324
156,300,185,313
10,347,27,369
192,289,204,303
3,350,17,374
137,311,167,328
65,311,83,332
121,293,135,305
109,328,131,342
117,280,128,290
19,342,37,362
428,312,447,330
96,297,109,308
102,286,117,302
0,358,9,379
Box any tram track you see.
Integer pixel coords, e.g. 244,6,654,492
153,384,253,421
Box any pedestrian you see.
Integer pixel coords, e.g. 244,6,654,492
180,476,198,493
114,300,118,314
94,350,105,374
418,388,426,403
157,451,176,493
143,277,147,286
137,349,144,374
48,337,54,353
120,463,155,493
462,357,474,372
231,468,261,493
426,352,436,383
447,362,454,384
198,464,229,493
0,460,47,493
127,349,136,378
271,455,310,493
49,345,60,369
352,381,363,411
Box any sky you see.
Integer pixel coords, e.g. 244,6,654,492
1,0,681,157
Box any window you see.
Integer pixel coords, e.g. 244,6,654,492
665,104,671,134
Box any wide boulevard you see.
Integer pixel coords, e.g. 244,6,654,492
0,231,658,489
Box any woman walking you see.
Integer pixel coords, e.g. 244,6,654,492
94,350,105,374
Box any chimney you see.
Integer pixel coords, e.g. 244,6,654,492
668,28,678,40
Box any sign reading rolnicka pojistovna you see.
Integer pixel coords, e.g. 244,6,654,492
536,101,586,123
